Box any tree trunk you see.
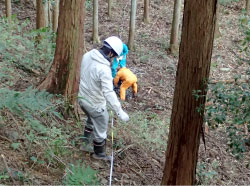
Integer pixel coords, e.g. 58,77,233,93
161,0,217,185
36,0,48,29
5,0,11,22
128,0,137,51
38,0,85,105
246,0,250,14
108,0,112,17
93,0,100,43
143,0,150,23
32,0,36,8
170,0,182,54
52,0,59,32
47,0,52,26
214,3,221,39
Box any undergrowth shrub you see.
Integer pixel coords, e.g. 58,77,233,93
63,162,99,185
0,17,55,87
0,87,71,167
205,13,249,158
114,111,169,152
205,80,249,158
196,160,219,185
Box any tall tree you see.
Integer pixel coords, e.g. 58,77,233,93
170,0,182,54
93,0,100,43
52,0,59,32
47,0,52,26
5,0,11,22
161,0,217,185
128,0,137,50
246,0,250,14
108,0,112,17
36,0,48,29
143,0,150,23
214,3,221,39
38,0,85,105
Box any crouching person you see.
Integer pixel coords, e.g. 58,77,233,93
114,67,138,101
78,36,129,161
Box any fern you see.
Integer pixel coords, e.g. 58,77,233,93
0,17,55,87
0,87,63,133
63,162,99,185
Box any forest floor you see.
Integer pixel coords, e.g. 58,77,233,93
0,0,249,185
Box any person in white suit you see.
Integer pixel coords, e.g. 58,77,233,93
78,36,129,161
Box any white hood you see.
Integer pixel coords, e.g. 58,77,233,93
78,49,121,114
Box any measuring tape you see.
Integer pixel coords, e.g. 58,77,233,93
109,111,114,186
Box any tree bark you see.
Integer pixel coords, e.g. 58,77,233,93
128,0,137,51
170,0,182,54
214,3,221,39
246,0,250,14
38,0,85,105
93,0,100,43
47,0,52,26
143,0,150,23
108,0,112,17
5,0,11,22
36,0,48,29
52,0,59,32
161,0,217,185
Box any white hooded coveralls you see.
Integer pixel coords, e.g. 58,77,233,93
78,49,122,142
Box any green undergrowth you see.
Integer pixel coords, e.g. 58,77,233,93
0,17,55,88
205,13,250,159
0,16,99,185
113,111,170,153
0,87,98,184
63,161,99,185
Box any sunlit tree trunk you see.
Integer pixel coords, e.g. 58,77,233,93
36,0,48,29
47,0,52,26
161,0,217,185
214,3,221,39
38,0,85,105
52,0,59,32
93,0,100,43
170,0,182,54
128,0,137,51
246,0,250,14
143,0,150,23
108,0,112,17
32,0,36,8
5,0,11,22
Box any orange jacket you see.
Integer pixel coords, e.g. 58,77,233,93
114,67,138,100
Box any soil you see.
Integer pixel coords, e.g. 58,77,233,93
0,0,249,185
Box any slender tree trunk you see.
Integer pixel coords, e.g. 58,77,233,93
108,0,112,17
32,0,36,8
246,0,250,14
170,0,182,54
93,0,100,43
47,0,52,26
36,0,48,29
128,0,137,51
214,3,221,39
143,0,150,23
161,0,217,185
5,0,11,22
38,0,85,105
52,0,59,32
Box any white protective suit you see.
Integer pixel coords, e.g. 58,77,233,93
78,49,121,113
78,49,128,142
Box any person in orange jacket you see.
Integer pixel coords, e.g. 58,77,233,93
114,67,138,100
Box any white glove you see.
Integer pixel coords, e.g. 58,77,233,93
117,108,129,122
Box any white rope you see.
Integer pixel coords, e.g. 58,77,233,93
109,111,114,186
